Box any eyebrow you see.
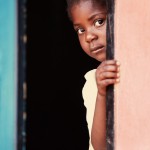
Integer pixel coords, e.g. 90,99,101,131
73,12,107,27
88,12,107,21
73,23,81,28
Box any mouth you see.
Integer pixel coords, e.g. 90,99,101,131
90,45,105,54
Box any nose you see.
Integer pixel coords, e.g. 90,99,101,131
85,29,98,43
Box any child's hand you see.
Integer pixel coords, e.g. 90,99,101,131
95,60,120,96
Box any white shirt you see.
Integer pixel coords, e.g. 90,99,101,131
82,69,97,150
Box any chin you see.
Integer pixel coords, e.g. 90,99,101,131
95,53,106,62
96,57,106,62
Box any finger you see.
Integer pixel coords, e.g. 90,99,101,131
103,65,120,72
96,65,120,75
98,72,120,80
99,79,120,87
98,60,120,68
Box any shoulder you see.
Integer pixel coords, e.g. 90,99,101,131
82,69,97,101
84,69,97,81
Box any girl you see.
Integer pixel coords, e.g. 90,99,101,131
66,0,120,149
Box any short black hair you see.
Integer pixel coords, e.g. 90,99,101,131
66,0,107,20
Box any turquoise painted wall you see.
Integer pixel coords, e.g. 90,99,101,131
0,0,17,149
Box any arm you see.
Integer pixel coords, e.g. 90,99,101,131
91,60,120,150
91,93,106,150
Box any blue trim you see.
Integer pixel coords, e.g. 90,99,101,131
0,0,17,149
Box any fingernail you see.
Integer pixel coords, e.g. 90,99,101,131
116,61,121,66
117,73,120,77
116,79,120,82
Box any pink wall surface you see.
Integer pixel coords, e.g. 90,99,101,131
114,0,150,149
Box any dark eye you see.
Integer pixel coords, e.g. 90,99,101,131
94,19,104,27
77,28,85,35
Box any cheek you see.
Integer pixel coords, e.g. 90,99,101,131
79,38,89,54
102,26,107,42
80,39,89,55
97,25,107,42
102,33,107,43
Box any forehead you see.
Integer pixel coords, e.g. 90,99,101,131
70,1,106,23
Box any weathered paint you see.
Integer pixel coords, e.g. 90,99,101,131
0,0,17,149
114,0,150,149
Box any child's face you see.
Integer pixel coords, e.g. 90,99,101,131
70,1,107,62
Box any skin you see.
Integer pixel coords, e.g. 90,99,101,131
70,1,120,150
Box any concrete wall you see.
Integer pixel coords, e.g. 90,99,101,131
114,0,150,149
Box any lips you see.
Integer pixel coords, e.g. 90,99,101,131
90,45,105,54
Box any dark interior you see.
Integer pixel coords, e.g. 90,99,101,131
26,0,99,149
